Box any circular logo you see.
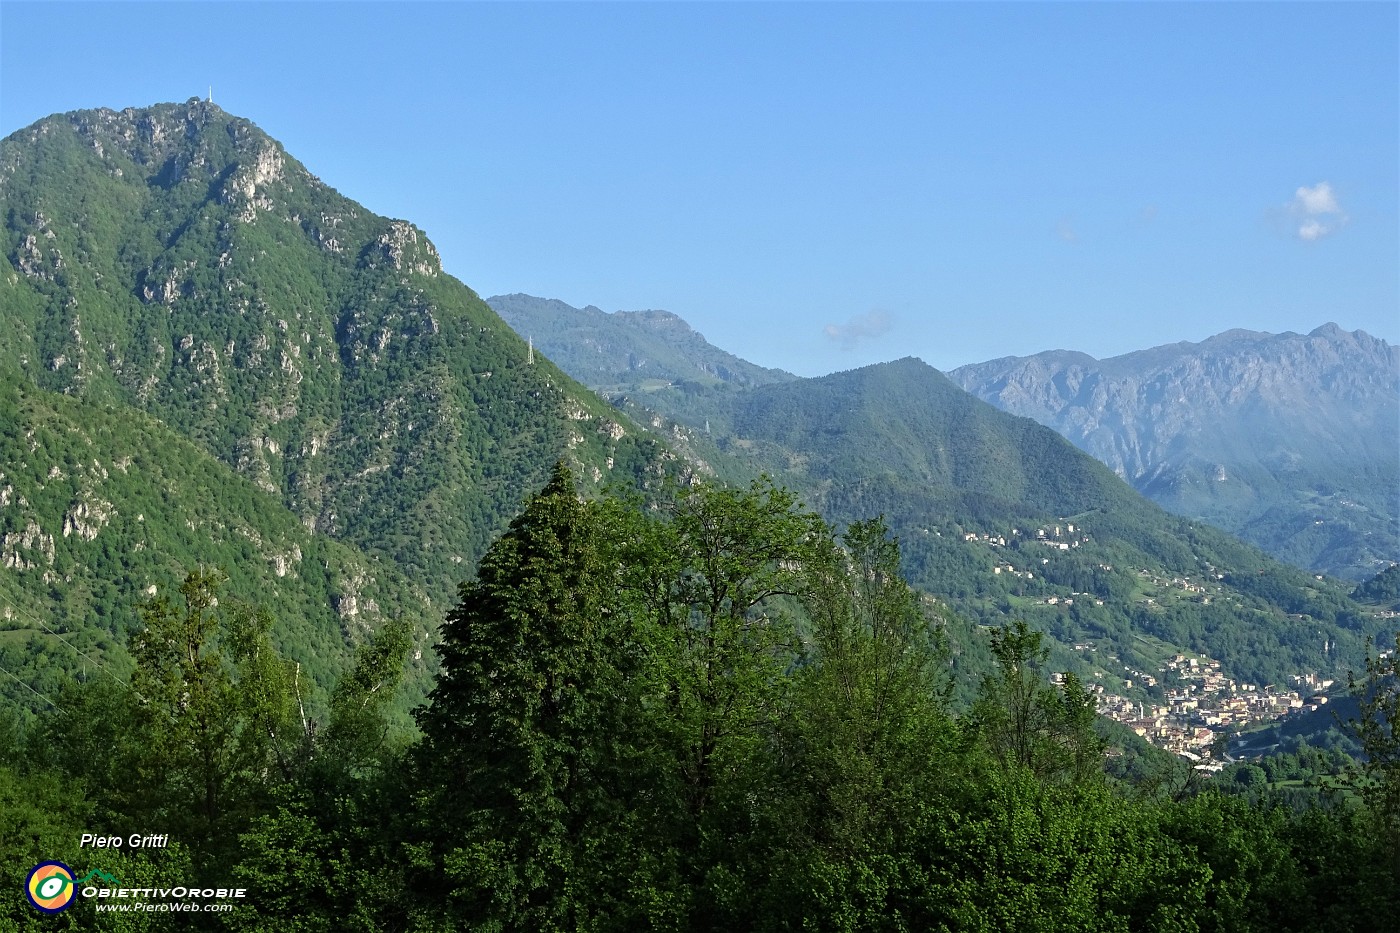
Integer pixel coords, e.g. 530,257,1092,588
26,862,76,913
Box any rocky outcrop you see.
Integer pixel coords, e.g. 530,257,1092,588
2,518,55,570
367,220,440,277
62,494,115,541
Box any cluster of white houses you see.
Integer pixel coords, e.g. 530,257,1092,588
1075,648,1334,766
956,522,1103,584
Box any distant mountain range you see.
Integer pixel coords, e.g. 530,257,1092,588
950,326,1398,581
501,295,1397,582
611,355,1388,697
498,296,1388,692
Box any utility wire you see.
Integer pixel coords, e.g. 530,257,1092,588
15,600,132,691
0,658,64,713
0,583,148,704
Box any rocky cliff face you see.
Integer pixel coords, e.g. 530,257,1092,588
951,326,1399,579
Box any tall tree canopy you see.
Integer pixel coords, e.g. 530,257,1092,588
414,462,640,929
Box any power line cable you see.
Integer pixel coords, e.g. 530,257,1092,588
28,607,131,691
0,658,64,713
0,582,147,703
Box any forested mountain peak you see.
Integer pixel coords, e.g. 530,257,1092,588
723,354,1150,520
7,99,304,204
2,102,666,592
2,98,449,284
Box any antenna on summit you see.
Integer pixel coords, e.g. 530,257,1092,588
208,86,213,104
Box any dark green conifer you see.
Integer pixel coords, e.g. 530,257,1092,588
414,462,627,930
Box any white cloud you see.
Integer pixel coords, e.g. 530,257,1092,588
1295,182,1340,215
823,309,892,350
1297,219,1327,242
1287,181,1347,241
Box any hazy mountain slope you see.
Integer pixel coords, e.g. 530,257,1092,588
950,326,1399,580
487,293,799,433
724,358,1148,518
488,293,795,391
497,288,1397,583
486,296,1390,694
0,366,435,718
0,100,668,610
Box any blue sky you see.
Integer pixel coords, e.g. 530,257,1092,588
3,2,1396,376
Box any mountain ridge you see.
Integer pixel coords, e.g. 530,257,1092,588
488,292,797,390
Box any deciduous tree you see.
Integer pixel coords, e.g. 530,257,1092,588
971,620,1105,783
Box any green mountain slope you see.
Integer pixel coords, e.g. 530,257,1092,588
0,367,434,719
487,293,798,430
1,101,668,611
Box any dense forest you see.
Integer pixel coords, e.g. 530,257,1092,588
3,465,1396,931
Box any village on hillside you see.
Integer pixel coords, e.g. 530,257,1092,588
950,520,1339,768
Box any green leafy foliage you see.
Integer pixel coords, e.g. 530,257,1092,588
971,620,1106,784
1353,563,1400,607
396,475,1400,931
413,462,643,929
1346,633,1400,880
